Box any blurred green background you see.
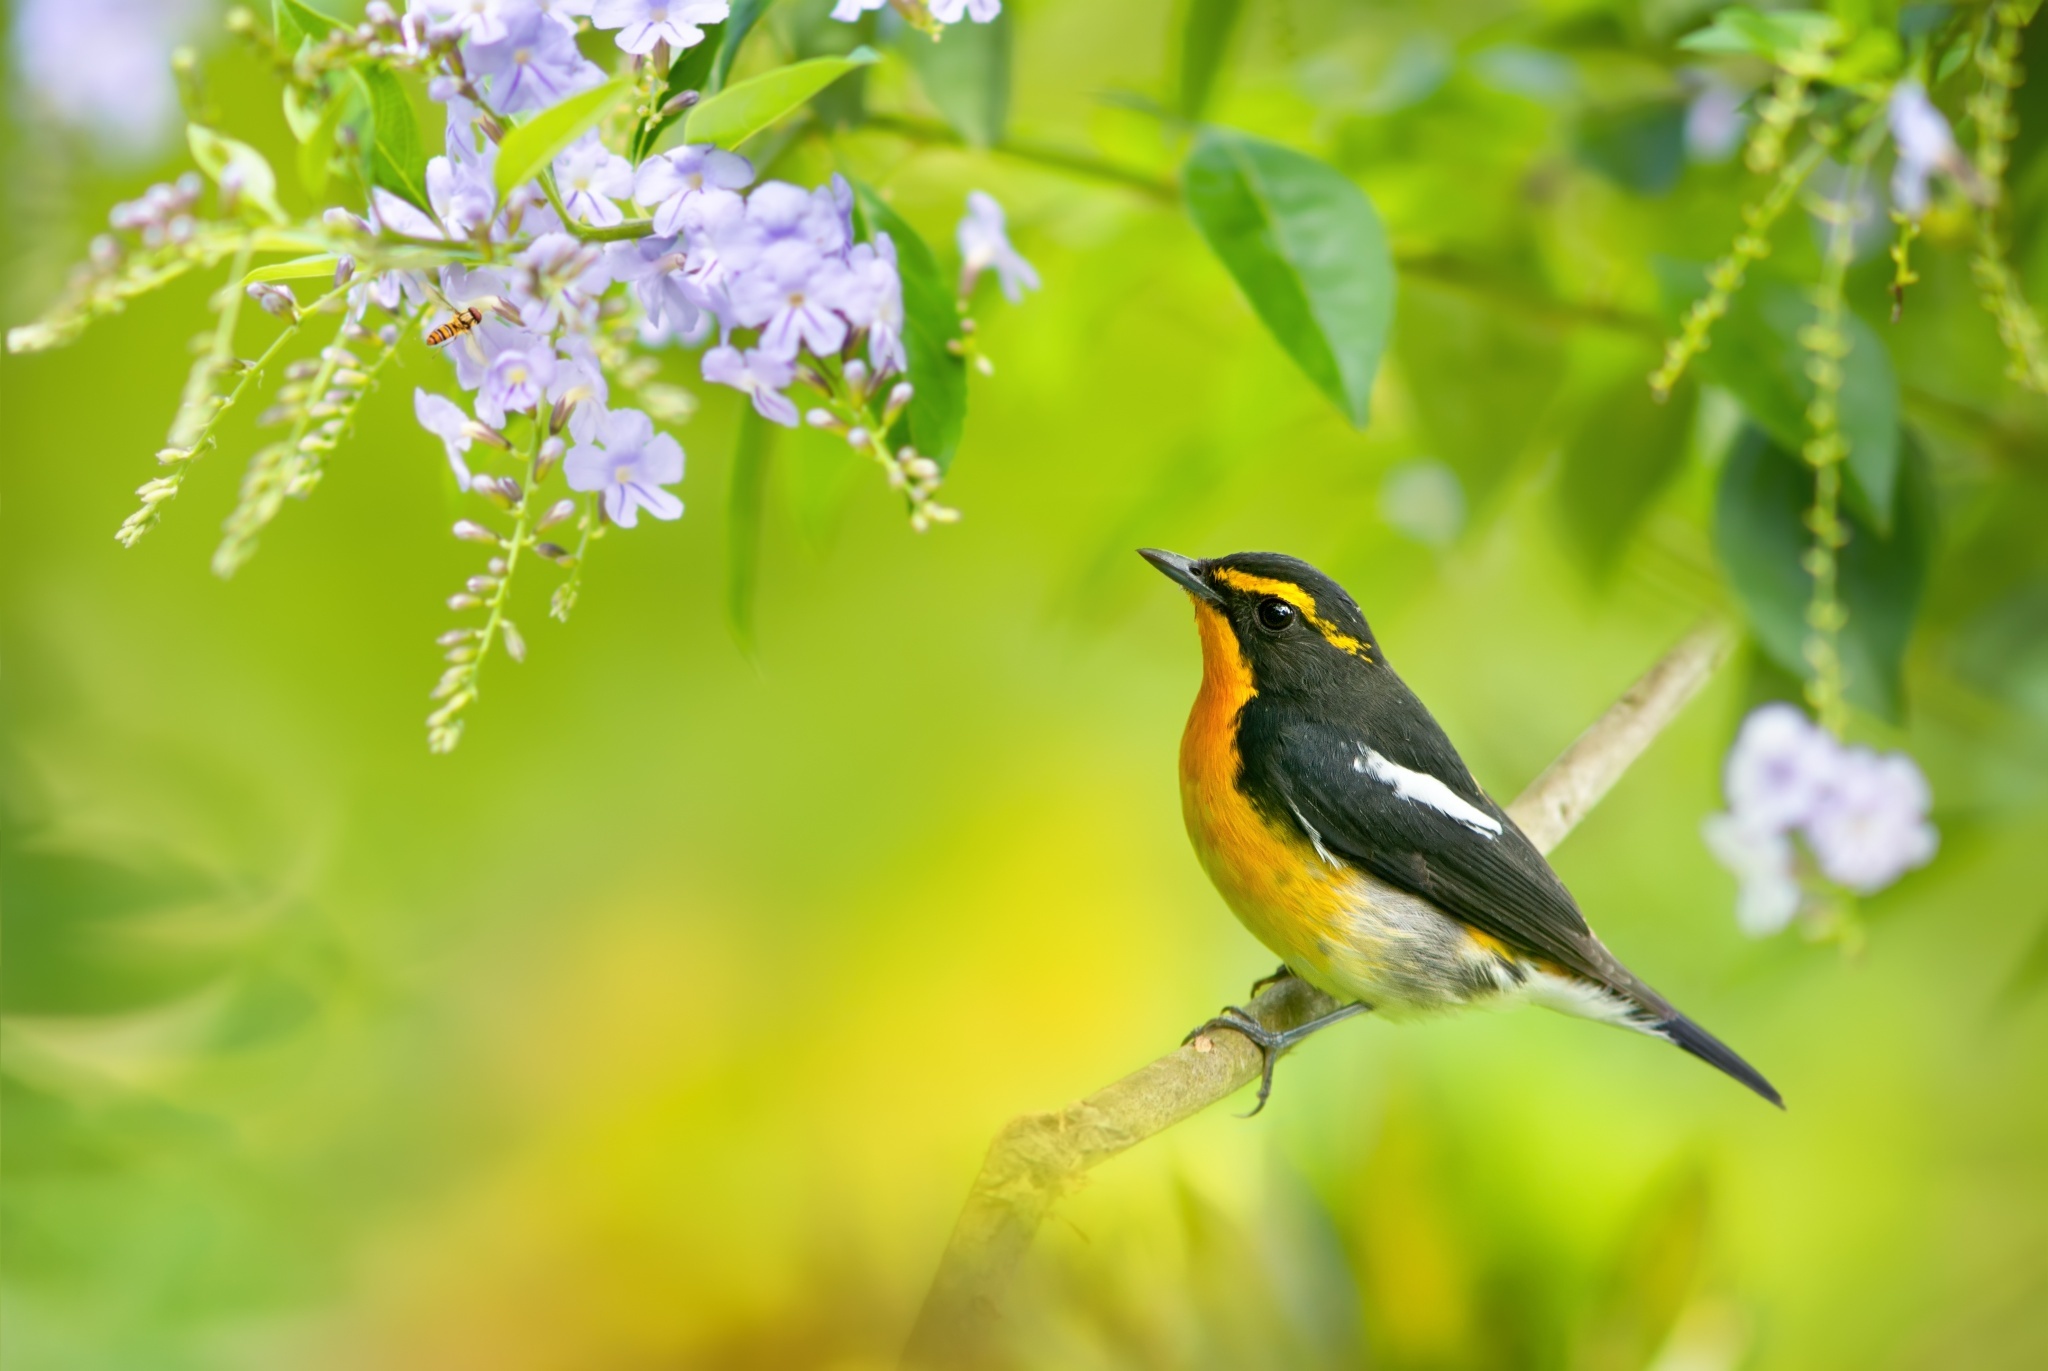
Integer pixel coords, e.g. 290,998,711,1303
7,1,2048,1367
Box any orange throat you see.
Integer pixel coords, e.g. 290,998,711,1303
1177,600,1352,979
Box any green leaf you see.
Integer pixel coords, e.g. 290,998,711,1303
1573,99,1688,197
1714,425,1935,722
494,74,633,200
1183,128,1395,428
726,409,776,654
1665,268,1902,531
853,184,967,470
1174,0,1249,120
187,125,287,224
1395,278,1564,503
711,0,776,93
347,66,431,211
907,10,1012,147
281,84,321,142
683,48,879,149
242,255,342,285
273,0,345,44
1557,374,1697,575
296,83,364,201
1677,6,1839,60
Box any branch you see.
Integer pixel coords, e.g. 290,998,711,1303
902,620,1737,1367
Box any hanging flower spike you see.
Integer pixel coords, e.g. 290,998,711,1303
565,407,684,528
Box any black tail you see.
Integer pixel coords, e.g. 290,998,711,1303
1658,1011,1784,1108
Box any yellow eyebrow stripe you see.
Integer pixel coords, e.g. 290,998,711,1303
1210,568,1373,659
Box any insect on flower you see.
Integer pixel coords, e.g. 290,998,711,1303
424,305,486,348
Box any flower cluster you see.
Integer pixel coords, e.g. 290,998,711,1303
12,0,1040,753
1702,704,1938,937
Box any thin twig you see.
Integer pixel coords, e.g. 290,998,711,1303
902,620,1737,1367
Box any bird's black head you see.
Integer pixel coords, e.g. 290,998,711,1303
1139,548,1384,693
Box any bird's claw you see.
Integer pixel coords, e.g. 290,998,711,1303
1248,963,1296,999
1183,1005,1287,1117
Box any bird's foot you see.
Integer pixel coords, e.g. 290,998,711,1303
1182,1001,1374,1118
1248,963,1296,999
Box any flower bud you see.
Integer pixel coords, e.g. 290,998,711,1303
536,498,576,531
845,427,869,448
487,557,508,576
465,575,498,595
285,359,321,381
537,436,565,480
843,358,870,393
225,7,256,34
885,382,913,418
365,0,396,23
322,207,370,234
806,408,840,429
247,282,299,321
908,457,940,482
437,628,478,646
534,542,573,564
334,255,356,288
501,620,527,664
660,89,701,117
452,519,500,545
463,421,512,451
447,593,482,611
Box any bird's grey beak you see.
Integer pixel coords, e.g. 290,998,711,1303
1139,548,1222,605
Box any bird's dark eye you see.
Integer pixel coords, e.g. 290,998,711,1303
1256,598,1297,632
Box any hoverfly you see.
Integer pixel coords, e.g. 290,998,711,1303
424,305,486,348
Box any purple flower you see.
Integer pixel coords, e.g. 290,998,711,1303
607,235,702,341
548,334,611,441
465,10,603,113
702,344,798,426
566,407,684,528
507,233,609,332
727,239,850,359
554,133,635,227
1889,81,1963,220
834,233,907,376
477,342,557,426
415,388,476,488
958,190,1038,302
929,0,1002,23
1805,748,1938,892
1723,702,1839,832
1701,814,1801,936
590,0,729,53
744,179,851,254
413,0,519,44
634,145,754,237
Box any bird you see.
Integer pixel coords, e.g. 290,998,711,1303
1140,547,1781,1114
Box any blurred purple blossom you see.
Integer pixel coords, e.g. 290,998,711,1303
566,407,684,527
415,389,478,488
1889,81,1962,219
12,0,210,155
727,240,851,359
702,345,798,427
1703,703,1939,935
957,190,1038,302
465,9,603,112
928,0,1002,21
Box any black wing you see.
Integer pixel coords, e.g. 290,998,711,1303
1237,691,1644,1000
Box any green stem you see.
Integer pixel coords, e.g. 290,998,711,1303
854,112,1179,201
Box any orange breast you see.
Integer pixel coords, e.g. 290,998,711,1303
1178,601,1356,989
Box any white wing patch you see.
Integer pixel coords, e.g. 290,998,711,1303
1353,746,1503,838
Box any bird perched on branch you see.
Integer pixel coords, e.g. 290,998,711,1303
1141,548,1781,1114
